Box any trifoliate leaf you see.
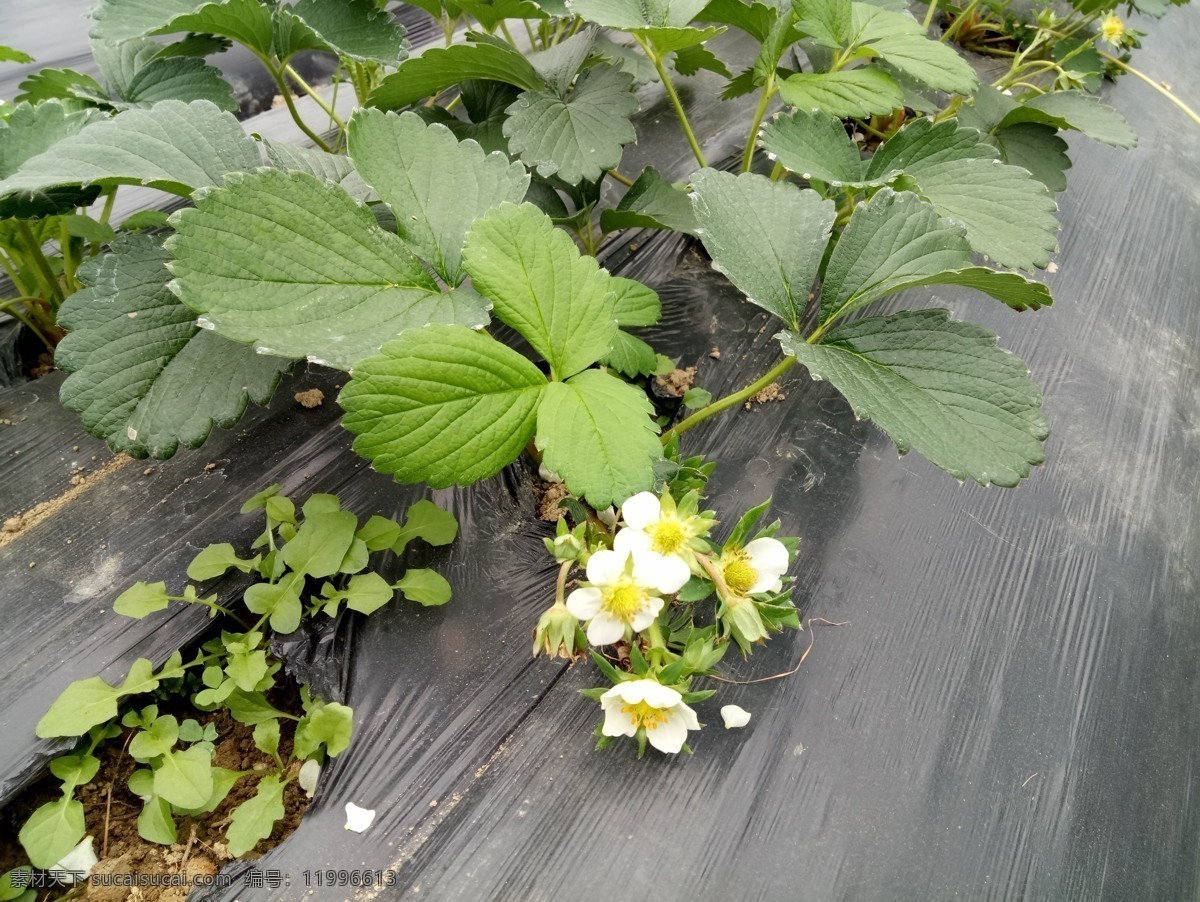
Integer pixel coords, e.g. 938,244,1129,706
395,569,454,607
273,0,408,65
463,203,618,378
780,309,1047,486
368,41,544,110
690,168,834,328
114,581,171,618
395,499,460,551
0,100,257,210
56,235,289,459
599,166,698,235
503,63,638,186
92,36,236,110
866,118,1058,271
1001,90,1137,149
760,109,866,184
167,169,490,370
340,325,548,488
853,4,977,95
536,369,662,507
994,122,1070,193
600,330,659,377
137,796,178,845
294,701,354,758
794,0,853,48
19,798,86,869
819,189,1051,326
348,110,529,286
37,656,183,738
610,277,662,327
262,138,371,201
778,68,904,117
226,775,285,857
0,101,104,217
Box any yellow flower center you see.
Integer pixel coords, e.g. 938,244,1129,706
1101,14,1124,43
723,557,759,595
650,518,686,554
603,580,648,622
621,700,670,731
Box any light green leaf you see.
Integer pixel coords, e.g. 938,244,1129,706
458,0,552,30
994,123,1070,193
48,754,102,789
56,235,289,459
294,701,354,758
338,572,396,614
226,775,285,857
226,647,269,692
140,0,275,55
690,168,834,328
853,4,977,95
273,0,408,65
37,656,181,738
568,0,710,29
780,309,1047,486
340,325,547,487
599,330,659,377
113,581,171,618
240,484,282,514
137,796,178,845
127,768,155,799
153,745,214,809
819,188,1051,326
356,515,403,552
92,36,236,110
395,499,460,551
167,169,490,371
682,386,712,408
129,714,180,760
368,41,545,110
173,766,241,816
610,277,662,327
263,138,371,201
243,575,304,634
0,100,259,205
19,798,86,869
464,203,618,378
348,110,529,286
280,511,358,578
395,569,453,607
866,118,1059,271
599,166,698,235
503,64,638,186
1002,90,1137,148
0,45,35,64
225,690,292,726
760,109,866,184
252,719,281,758
302,494,341,517
777,68,905,118
187,542,261,580
0,869,35,902
536,369,662,507
338,536,370,574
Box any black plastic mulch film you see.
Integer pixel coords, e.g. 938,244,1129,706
2,5,1199,900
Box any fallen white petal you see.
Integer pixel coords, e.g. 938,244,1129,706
344,802,376,833
51,836,98,882
298,759,321,798
721,705,752,729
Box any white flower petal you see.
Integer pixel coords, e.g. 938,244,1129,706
613,527,652,556
720,704,752,729
628,595,664,632
621,492,662,529
538,463,563,483
586,612,626,646
602,705,638,737
647,714,689,753
677,701,701,730
51,837,97,882
586,549,626,586
632,549,691,595
745,537,789,575
298,759,321,797
344,802,376,833
618,678,682,708
566,586,602,619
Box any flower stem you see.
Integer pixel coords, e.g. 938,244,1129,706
661,355,797,444
284,64,347,132
555,561,571,606
607,168,635,187
636,36,707,169
16,220,64,306
1099,51,1200,126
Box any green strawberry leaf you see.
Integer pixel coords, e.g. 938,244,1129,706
368,40,544,110
760,109,867,184
778,68,905,117
599,166,698,235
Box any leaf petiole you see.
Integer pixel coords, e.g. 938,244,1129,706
660,356,797,444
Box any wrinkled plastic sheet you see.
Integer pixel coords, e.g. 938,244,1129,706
3,9,1200,901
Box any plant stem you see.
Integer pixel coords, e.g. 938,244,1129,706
941,0,982,42
1099,51,1200,126
16,220,64,305
741,76,775,173
0,298,54,350
607,168,635,187
922,0,940,29
555,561,571,606
253,51,333,152
284,64,347,132
636,36,707,168
661,356,797,444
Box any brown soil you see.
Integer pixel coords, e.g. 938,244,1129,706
655,366,697,398
533,478,570,522
744,382,786,410
1,454,133,547
29,352,55,379
293,388,325,409
0,687,310,900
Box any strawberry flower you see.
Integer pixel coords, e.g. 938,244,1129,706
566,547,689,645
600,679,700,754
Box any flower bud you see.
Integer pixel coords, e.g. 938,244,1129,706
533,604,584,660
724,596,769,650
